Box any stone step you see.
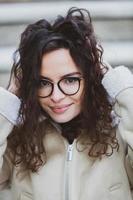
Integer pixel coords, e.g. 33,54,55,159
0,1,133,46
0,1,133,25
0,1,133,86
102,41,133,67
0,18,133,47
0,41,133,71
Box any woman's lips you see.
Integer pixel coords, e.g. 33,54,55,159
50,104,72,114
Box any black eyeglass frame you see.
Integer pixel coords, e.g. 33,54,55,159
37,76,83,98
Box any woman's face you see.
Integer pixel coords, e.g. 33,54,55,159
38,48,84,123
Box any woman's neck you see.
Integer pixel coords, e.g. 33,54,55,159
59,115,82,144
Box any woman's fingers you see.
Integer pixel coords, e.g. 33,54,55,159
7,73,19,96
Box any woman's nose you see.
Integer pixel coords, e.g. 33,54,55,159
50,84,65,102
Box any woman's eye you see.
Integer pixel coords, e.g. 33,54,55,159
64,77,79,84
39,80,51,87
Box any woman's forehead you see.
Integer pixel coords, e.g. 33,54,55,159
40,48,82,79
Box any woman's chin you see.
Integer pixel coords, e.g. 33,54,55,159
50,116,72,124
49,112,77,123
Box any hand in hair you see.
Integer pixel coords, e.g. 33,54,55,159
100,61,112,75
7,73,20,96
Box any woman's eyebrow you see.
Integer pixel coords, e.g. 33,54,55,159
61,72,81,78
40,72,81,81
39,76,52,81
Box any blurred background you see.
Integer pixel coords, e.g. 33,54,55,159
0,0,133,88
0,1,133,199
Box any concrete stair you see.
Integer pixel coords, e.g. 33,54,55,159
0,0,133,87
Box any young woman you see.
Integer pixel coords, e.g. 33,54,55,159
0,8,133,200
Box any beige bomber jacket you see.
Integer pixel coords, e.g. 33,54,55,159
0,66,133,200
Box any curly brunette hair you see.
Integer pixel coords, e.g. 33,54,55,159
7,7,119,172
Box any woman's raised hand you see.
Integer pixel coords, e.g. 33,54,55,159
100,61,112,75
7,73,20,96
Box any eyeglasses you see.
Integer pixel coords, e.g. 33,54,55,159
37,76,83,98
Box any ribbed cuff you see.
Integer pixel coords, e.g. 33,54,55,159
0,87,21,125
102,66,133,99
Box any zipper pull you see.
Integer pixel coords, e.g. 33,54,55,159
67,144,73,161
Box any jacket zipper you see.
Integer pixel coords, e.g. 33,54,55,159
64,144,73,200
67,144,73,161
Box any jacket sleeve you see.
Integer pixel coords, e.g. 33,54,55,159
0,87,21,190
102,65,133,187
